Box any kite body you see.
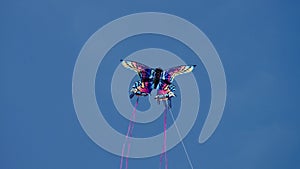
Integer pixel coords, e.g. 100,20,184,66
121,60,196,102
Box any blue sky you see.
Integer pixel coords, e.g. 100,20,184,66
1,0,299,169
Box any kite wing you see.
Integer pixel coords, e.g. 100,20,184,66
165,65,196,82
121,60,153,80
121,60,150,72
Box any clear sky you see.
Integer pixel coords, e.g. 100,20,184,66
1,0,299,169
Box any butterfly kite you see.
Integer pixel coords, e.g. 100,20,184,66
119,59,196,169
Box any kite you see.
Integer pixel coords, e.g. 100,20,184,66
119,60,196,169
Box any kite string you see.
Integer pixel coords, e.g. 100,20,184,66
159,104,168,169
120,98,139,169
167,102,194,169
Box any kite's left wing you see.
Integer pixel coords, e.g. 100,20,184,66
121,60,150,73
121,60,153,81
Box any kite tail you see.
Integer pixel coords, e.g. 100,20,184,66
160,102,168,169
164,105,168,169
120,98,139,169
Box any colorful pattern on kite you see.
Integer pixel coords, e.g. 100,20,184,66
162,65,196,83
121,60,196,100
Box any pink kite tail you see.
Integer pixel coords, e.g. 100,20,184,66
120,120,133,169
164,106,168,169
120,98,139,169
160,106,168,169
